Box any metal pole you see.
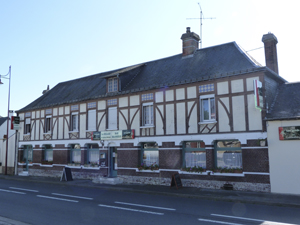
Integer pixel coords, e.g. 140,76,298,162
5,66,11,175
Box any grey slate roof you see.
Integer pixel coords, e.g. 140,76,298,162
0,117,8,127
18,41,263,112
266,82,300,120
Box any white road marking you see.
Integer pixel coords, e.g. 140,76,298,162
212,214,298,225
198,218,243,225
52,193,93,200
98,204,164,215
9,187,39,192
37,195,78,203
115,201,176,211
0,189,25,195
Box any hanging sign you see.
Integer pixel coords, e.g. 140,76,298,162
279,126,300,140
91,129,134,140
11,116,20,130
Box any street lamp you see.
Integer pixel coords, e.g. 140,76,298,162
0,66,11,175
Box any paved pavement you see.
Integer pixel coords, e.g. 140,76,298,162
1,174,300,224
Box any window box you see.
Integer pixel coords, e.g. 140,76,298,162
181,166,206,173
212,167,243,173
84,163,99,168
137,163,159,171
41,160,53,165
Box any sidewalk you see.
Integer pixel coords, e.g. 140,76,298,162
1,174,300,210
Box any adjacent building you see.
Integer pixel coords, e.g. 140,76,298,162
16,28,286,192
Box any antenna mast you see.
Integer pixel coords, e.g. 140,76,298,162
187,2,216,48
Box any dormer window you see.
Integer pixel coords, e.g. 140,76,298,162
108,77,118,92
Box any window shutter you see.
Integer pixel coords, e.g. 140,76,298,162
108,107,117,129
88,110,96,131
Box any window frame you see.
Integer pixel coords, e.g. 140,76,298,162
25,118,31,134
69,144,81,164
44,116,52,133
71,112,79,132
107,77,118,93
141,142,159,167
182,141,206,169
200,94,216,123
43,144,53,162
214,140,242,169
142,102,154,127
86,144,99,166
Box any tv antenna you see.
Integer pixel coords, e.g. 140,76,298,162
187,2,216,48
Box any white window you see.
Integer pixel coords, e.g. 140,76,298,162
142,143,159,167
108,78,118,92
43,145,53,162
183,141,206,169
200,94,216,122
70,144,81,164
25,118,31,134
108,107,117,130
71,113,78,131
88,109,96,131
215,140,242,169
142,102,153,126
86,144,99,165
44,116,51,133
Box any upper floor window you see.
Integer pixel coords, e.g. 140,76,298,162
108,107,117,130
142,93,153,101
71,113,78,131
25,118,31,134
44,116,51,133
142,102,153,126
108,78,118,92
200,94,216,122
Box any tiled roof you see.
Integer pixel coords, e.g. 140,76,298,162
266,82,300,120
0,117,8,127
18,41,263,112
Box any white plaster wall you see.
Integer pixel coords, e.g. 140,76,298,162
267,120,300,195
59,107,63,115
39,111,43,118
217,81,229,95
32,111,36,119
119,109,128,130
155,105,164,135
155,91,164,103
231,79,244,93
65,106,70,115
39,120,43,140
130,95,139,106
130,108,139,136
176,88,185,100
166,90,174,102
36,111,40,119
188,101,197,133
176,102,186,134
246,76,259,91
80,103,86,113
119,97,128,108
52,118,58,139
53,108,58,116
247,94,262,130
232,95,246,131
35,120,39,140
98,112,106,131
64,117,69,138
187,86,196,99
58,117,64,139
218,97,230,132
80,114,86,137
166,104,175,134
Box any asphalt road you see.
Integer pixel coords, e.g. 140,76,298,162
0,179,299,225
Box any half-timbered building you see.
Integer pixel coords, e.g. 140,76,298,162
17,28,285,191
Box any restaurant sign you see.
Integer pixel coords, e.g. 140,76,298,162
91,129,135,140
279,126,300,140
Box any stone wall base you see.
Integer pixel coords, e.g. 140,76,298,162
119,175,271,192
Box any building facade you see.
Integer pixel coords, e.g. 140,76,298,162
17,28,286,192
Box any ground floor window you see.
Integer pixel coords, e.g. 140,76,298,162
69,144,81,164
43,144,53,162
23,145,33,163
182,141,206,169
215,140,242,169
86,144,99,166
142,142,159,167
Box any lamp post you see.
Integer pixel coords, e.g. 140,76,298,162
0,66,11,175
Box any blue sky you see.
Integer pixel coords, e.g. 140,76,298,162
0,0,299,117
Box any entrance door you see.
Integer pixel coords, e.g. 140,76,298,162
110,147,117,177
23,145,33,171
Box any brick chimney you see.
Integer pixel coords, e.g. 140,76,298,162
262,32,279,74
181,27,200,58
